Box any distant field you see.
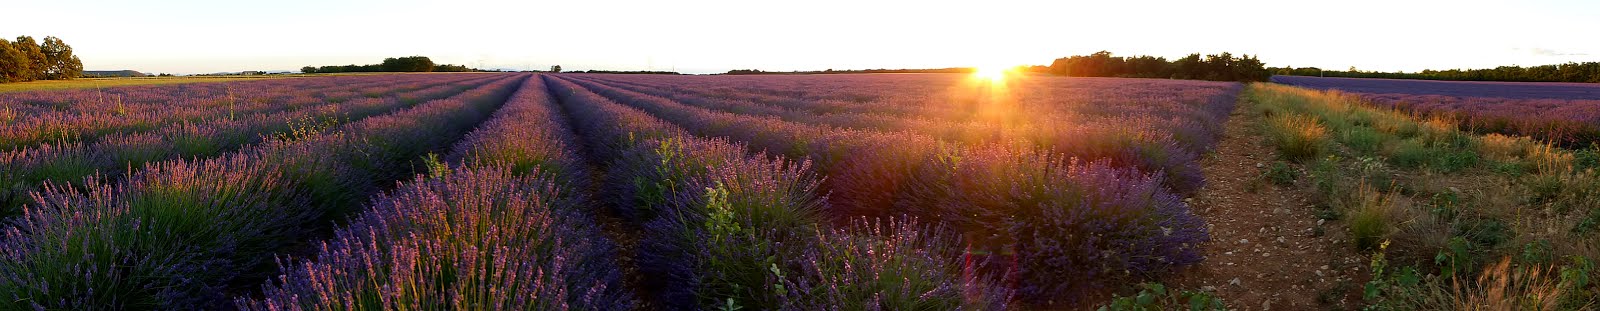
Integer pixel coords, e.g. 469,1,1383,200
0,76,296,93
0,72,497,94
1272,75,1600,146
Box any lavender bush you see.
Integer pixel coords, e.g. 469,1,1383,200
237,167,627,310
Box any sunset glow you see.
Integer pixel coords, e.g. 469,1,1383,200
973,66,1006,82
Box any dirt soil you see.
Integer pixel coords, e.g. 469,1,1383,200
1170,103,1371,310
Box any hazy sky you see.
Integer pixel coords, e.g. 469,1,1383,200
3,0,1596,74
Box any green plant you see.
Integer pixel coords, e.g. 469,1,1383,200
1387,139,1430,169
1348,187,1395,251
1309,155,1342,198
1431,149,1479,173
420,153,451,178
1265,161,1296,186
1493,160,1532,177
1573,145,1600,171
1098,283,1225,311
1340,126,1386,154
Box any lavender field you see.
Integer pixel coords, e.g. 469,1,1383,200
1271,75,1600,146
0,73,1241,309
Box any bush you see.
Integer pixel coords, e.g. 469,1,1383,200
238,167,629,310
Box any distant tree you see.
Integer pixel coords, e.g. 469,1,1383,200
550,65,562,73
13,36,46,81
0,39,32,82
303,57,479,74
39,37,82,79
381,56,434,72
1273,62,1600,83
1047,51,1264,82
433,64,473,72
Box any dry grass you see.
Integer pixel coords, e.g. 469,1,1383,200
1438,258,1569,310
1478,133,1529,162
1526,144,1576,173
1265,113,1330,162
1421,115,1460,144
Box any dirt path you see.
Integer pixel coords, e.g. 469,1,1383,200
1171,102,1370,310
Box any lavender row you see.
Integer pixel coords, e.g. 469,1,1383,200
0,74,497,150
557,75,1201,304
577,74,1237,155
579,73,1237,139
1272,75,1600,146
573,75,1234,193
546,76,1012,309
0,76,495,215
0,74,526,309
0,74,482,150
239,76,629,309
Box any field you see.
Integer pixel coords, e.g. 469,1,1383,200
4,72,1599,309
0,75,296,94
1272,75,1600,146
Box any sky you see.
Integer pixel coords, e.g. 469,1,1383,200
2,0,1596,74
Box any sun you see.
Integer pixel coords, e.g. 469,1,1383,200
966,65,1004,81
973,65,1012,82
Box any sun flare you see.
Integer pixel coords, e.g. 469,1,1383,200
973,66,1010,82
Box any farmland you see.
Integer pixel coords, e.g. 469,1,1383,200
4,71,1600,309
0,72,1247,309
1272,75,1600,146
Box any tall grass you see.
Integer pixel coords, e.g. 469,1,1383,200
1265,113,1330,161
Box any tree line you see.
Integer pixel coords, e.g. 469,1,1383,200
0,36,84,83
1048,51,1270,82
301,56,479,74
1271,62,1600,83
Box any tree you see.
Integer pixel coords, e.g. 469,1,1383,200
301,66,317,74
550,65,562,73
0,39,33,82
13,36,46,80
381,56,434,72
39,37,82,79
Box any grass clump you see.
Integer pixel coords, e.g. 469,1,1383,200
1340,125,1387,154
1265,113,1329,162
1348,185,1398,251
1385,138,1430,169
